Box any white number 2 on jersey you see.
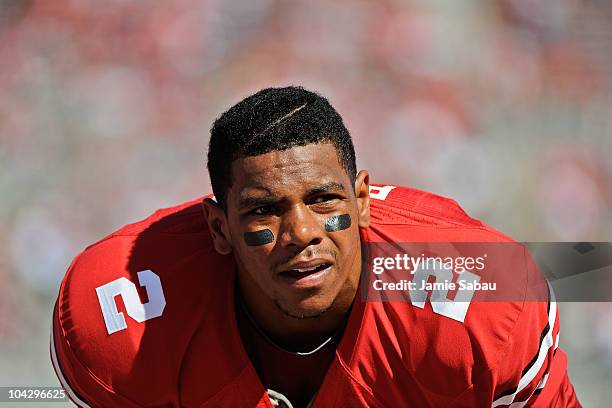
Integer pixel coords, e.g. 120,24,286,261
96,270,166,335
410,263,479,323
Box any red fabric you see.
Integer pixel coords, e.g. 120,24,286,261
51,185,580,407
531,350,581,407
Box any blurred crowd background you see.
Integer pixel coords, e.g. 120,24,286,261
1,0,611,406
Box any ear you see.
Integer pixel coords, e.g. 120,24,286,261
202,198,233,255
354,170,370,228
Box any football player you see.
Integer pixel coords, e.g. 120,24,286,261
51,87,580,407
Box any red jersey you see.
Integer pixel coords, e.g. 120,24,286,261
51,185,580,407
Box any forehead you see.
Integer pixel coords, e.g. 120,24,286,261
228,143,349,200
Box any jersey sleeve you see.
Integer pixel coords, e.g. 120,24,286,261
49,198,246,407
50,255,143,408
489,284,571,407
458,269,580,407
487,245,581,408
49,233,197,408
368,185,580,406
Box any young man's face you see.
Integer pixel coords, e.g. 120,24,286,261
212,143,369,319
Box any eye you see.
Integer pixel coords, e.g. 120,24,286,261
251,205,277,216
311,194,341,204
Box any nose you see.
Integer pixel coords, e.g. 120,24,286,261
278,204,323,249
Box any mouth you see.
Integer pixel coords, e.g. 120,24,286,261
278,261,334,288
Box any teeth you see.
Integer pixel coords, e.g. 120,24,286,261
296,266,318,273
290,264,328,274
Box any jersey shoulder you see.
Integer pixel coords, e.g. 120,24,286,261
107,196,209,237
354,185,553,404
367,184,512,242
51,196,243,406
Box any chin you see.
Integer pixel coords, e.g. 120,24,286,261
275,295,334,320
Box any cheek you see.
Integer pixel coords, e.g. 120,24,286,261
234,244,275,278
326,211,356,245
331,229,361,270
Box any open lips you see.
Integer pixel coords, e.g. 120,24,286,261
281,263,333,278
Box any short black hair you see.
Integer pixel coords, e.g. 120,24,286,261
207,86,357,207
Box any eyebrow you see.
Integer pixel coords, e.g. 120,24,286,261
237,194,280,210
305,181,347,196
237,181,347,210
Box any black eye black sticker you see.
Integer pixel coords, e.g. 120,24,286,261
325,214,351,232
244,229,275,246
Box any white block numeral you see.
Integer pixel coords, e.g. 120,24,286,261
96,270,166,335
